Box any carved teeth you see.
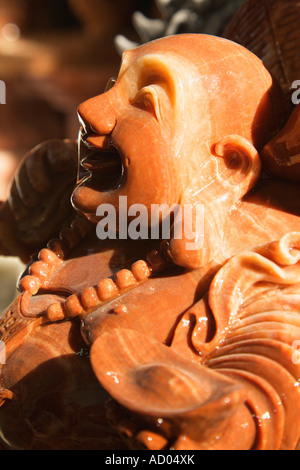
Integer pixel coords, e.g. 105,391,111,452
29,261,50,280
45,252,168,322
80,287,99,310
114,269,137,290
131,260,152,281
38,248,62,267
29,247,63,282
26,248,63,290
13,200,94,318
19,275,41,295
46,302,65,322
19,248,63,316
18,215,93,317
64,294,84,318
96,278,119,301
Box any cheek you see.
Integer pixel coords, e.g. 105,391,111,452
114,115,179,205
114,111,164,157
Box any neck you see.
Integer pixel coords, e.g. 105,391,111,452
220,176,300,262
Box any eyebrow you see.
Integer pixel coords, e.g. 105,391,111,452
136,57,176,105
138,71,169,89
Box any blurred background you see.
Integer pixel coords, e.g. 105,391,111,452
0,0,245,312
0,0,153,187
0,0,152,312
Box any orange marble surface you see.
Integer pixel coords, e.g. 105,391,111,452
1,31,300,450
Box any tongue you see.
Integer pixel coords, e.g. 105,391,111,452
73,143,124,219
72,183,121,222
81,149,122,176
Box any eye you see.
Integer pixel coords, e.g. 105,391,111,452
104,77,117,92
132,86,160,120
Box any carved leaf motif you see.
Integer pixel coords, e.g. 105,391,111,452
187,232,300,449
90,232,300,449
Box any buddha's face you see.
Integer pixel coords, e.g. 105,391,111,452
72,34,286,266
72,39,210,224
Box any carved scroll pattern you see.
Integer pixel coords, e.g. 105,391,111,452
88,233,300,450
189,232,300,449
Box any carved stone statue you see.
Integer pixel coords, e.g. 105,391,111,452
1,23,300,450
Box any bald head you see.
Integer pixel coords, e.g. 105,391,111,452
120,34,287,150
74,33,287,250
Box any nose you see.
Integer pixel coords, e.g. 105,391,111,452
77,88,118,140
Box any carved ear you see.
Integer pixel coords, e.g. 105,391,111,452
213,134,261,200
165,136,261,270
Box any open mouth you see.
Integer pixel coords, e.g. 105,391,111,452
78,132,124,191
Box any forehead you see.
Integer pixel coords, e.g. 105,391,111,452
117,34,237,77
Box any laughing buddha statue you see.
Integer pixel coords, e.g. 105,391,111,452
1,32,300,450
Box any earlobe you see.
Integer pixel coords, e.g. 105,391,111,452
213,134,261,199
166,136,261,270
